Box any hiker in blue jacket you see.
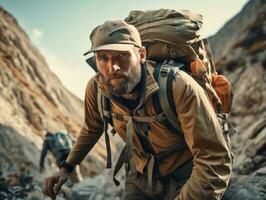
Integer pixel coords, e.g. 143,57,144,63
40,130,83,183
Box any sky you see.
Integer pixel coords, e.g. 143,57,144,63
1,0,249,99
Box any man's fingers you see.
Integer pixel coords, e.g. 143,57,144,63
47,177,57,199
43,178,51,196
46,178,53,198
43,170,69,200
54,176,66,195
54,183,61,195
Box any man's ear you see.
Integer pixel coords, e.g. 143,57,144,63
139,47,146,64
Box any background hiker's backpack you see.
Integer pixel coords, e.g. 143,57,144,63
49,130,73,153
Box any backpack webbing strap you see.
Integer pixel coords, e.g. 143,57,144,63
125,117,138,181
158,62,183,134
113,145,127,186
103,110,167,123
97,87,112,168
202,38,216,74
104,120,112,168
145,139,187,191
147,154,155,192
97,87,104,119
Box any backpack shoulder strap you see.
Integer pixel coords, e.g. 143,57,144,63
96,84,112,168
157,62,183,134
97,85,114,125
153,61,185,135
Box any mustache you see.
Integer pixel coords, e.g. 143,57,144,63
108,75,125,79
99,71,129,80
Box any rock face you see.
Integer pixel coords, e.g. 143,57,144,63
209,0,266,199
0,6,83,136
0,5,116,181
222,175,266,200
0,124,39,171
209,0,266,64
68,170,123,200
0,5,123,199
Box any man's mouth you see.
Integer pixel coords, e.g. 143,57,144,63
109,76,124,80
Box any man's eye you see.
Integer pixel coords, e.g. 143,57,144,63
98,57,107,61
117,53,129,58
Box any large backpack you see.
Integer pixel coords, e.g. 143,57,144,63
125,9,234,113
124,8,235,138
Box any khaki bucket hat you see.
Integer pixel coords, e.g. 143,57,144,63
84,19,142,55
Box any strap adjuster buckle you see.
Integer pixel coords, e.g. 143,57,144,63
112,113,124,121
160,66,169,76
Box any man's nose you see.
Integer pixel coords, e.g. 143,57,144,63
111,64,120,73
105,58,120,74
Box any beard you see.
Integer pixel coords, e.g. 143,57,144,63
99,67,140,96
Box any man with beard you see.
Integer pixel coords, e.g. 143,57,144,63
43,19,232,200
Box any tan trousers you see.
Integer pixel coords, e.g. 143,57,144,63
122,159,193,200
122,173,179,200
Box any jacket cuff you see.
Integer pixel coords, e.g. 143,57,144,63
59,160,75,173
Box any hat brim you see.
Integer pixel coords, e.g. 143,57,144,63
83,43,135,56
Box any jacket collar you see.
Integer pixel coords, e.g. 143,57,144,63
144,61,159,101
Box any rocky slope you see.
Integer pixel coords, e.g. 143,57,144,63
0,5,118,184
209,0,266,199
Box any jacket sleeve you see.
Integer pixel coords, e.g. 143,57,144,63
66,77,104,165
68,132,76,144
173,71,233,200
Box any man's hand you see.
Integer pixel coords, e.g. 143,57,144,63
43,168,69,200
